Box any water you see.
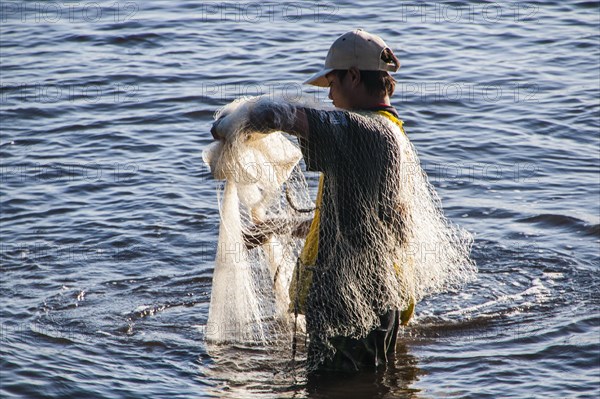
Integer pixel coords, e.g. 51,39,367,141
1,1,598,398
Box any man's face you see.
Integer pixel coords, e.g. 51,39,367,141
326,71,353,109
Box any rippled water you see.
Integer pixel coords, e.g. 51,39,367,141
1,1,599,398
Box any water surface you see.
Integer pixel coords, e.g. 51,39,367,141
1,1,599,398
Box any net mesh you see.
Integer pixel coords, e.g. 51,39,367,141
203,97,313,344
203,96,476,367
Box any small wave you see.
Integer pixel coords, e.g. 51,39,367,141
183,109,215,120
585,223,600,236
98,20,146,32
126,298,204,322
444,279,550,318
517,213,599,236
3,107,56,119
107,33,162,47
62,34,97,43
573,1,600,9
47,121,108,134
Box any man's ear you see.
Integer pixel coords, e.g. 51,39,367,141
348,67,361,88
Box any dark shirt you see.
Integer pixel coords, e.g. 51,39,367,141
298,106,405,266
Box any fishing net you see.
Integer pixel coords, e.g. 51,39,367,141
203,97,313,344
203,96,476,367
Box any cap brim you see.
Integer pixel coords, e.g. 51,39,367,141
303,68,334,87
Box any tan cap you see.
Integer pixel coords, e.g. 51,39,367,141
304,29,400,87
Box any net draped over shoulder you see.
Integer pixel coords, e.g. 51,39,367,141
297,108,475,369
203,97,475,369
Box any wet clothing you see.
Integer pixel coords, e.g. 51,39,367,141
294,105,413,371
319,309,400,372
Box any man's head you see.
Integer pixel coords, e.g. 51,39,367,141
304,29,400,109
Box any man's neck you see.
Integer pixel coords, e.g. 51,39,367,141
350,93,391,110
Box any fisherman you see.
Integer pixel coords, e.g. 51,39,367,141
211,29,415,372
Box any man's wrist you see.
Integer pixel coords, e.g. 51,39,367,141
247,97,296,134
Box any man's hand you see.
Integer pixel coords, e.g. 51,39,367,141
210,114,237,141
242,217,313,249
210,98,256,141
243,220,284,250
210,118,223,140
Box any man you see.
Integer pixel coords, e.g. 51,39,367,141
212,29,414,372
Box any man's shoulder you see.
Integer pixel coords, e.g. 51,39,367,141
306,108,351,128
349,110,404,140
312,108,396,128
302,107,404,149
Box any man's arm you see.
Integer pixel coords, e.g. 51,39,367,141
247,105,309,139
211,99,309,140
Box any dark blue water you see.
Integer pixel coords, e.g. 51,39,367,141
1,1,599,398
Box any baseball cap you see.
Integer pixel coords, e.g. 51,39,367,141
304,29,400,87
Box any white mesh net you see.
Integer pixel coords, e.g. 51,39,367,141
203,97,313,344
203,96,476,367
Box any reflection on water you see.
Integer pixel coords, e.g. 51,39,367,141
201,339,425,399
305,343,424,399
